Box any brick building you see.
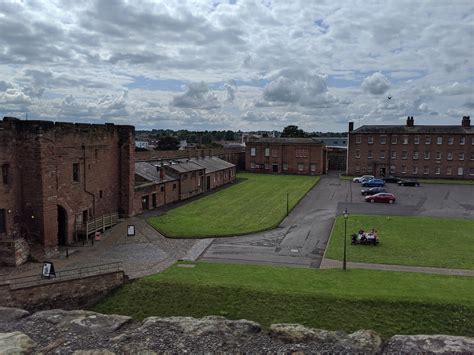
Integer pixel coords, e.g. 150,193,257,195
134,157,236,214
346,116,474,179
245,137,326,175
0,117,135,265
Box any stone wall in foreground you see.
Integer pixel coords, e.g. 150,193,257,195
0,271,127,312
0,308,472,354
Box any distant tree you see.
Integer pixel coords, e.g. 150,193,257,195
281,125,307,138
224,130,235,141
155,136,179,151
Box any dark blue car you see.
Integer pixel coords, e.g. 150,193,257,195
361,187,388,196
361,178,385,187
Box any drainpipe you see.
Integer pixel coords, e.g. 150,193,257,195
82,143,96,242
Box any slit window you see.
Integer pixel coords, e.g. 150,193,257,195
73,163,80,182
2,164,9,185
0,209,6,234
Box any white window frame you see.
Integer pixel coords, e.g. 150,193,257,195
402,151,408,160
414,136,420,145
368,136,374,144
424,151,430,160
356,135,362,144
459,152,464,161
391,151,397,159
446,167,452,176
412,166,418,175
447,152,453,161
457,167,464,176
437,136,443,145
401,165,407,174
380,135,386,144
448,137,454,145
368,150,373,159
423,166,429,175
264,147,270,157
425,136,431,144
250,147,256,156
460,136,465,145
355,149,360,159
297,163,304,171
380,151,385,159
435,166,441,175
402,135,408,144
413,151,419,160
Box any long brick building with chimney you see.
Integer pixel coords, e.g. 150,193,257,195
346,116,474,180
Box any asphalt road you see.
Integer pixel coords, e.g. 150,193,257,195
201,174,474,268
201,173,351,268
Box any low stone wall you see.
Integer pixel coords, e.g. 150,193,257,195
0,271,127,312
0,238,29,267
0,309,473,353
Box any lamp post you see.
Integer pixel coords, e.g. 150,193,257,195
343,208,349,270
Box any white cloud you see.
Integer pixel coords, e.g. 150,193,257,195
0,0,472,130
362,72,391,95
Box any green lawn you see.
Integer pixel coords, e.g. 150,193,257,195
147,173,319,238
326,215,474,270
93,262,474,337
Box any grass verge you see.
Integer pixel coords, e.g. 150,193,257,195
147,172,319,238
326,215,474,269
93,262,474,338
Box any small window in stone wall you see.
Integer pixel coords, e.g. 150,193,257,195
283,163,289,171
297,163,304,171
0,209,6,234
2,164,9,185
160,185,164,192
73,163,80,182
173,183,177,190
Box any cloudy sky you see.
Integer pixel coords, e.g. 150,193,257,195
0,0,473,131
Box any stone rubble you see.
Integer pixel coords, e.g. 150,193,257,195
0,307,472,354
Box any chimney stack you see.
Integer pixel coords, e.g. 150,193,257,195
406,116,414,127
348,122,354,132
462,116,471,128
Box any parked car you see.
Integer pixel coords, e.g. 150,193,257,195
352,175,374,183
398,179,420,187
361,178,385,187
365,192,396,204
383,176,400,183
361,187,388,196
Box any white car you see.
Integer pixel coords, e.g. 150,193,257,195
352,175,374,183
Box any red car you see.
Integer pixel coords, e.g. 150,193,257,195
365,192,396,204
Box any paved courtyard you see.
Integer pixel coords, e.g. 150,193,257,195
201,174,474,268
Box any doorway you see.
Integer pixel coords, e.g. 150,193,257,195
272,164,278,173
57,205,67,246
380,167,386,177
207,175,211,190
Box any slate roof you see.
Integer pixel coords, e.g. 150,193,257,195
190,156,235,174
135,162,176,183
166,160,204,173
249,137,323,144
352,125,473,134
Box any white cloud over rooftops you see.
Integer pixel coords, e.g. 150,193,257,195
0,0,472,131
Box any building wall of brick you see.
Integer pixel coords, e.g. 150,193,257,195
133,180,180,214
246,142,325,175
177,169,205,200
205,167,236,190
347,119,474,179
0,118,135,261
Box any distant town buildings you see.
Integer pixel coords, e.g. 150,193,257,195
346,116,473,179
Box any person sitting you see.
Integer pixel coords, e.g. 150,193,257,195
361,234,367,243
351,234,357,244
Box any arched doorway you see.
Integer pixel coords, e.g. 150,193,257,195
57,205,67,246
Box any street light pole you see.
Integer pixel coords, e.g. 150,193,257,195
343,208,349,270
